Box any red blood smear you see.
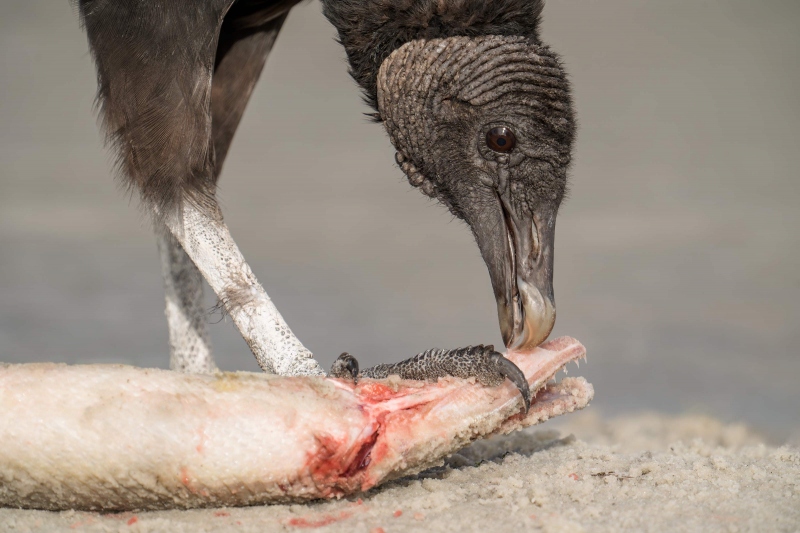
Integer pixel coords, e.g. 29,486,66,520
307,428,380,493
306,434,345,484
305,381,437,493
357,381,407,402
214,511,231,517
286,510,353,528
179,466,199,495
195,427,207,454
127,517,138,526
393,510,403,517
343,431,378,477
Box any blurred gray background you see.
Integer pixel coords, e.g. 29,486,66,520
1,1,798,439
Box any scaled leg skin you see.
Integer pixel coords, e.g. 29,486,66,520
153,12,292,374
184,9,322,376
157,230,216,373
166,201,323,376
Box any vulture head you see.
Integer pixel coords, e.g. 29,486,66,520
323,0,575,351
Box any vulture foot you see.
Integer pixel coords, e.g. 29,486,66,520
330,345,531,413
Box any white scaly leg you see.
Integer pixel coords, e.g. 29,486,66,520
157,230,217,374
164,201,323,377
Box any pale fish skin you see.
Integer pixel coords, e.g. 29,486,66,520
0,337,592,511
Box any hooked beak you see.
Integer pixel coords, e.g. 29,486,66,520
473,193,556,352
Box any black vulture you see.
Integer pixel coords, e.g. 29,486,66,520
75,0,575,405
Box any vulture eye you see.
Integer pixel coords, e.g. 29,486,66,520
486,127,517,153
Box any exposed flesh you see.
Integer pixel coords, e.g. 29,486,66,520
0,337,592,511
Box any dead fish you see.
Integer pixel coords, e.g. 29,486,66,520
0,336,592,511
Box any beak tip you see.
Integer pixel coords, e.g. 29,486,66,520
500,291,556,353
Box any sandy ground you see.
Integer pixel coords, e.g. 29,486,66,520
1,412,797,533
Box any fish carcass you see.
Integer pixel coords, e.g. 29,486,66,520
0,337,592,511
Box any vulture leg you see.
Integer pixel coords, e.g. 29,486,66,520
164,201,323,376
157,231,215,373
331,345,532,413
78,0,322,376
155,13,291,374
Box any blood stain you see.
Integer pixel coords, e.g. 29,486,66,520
286,510,353,528
127,516,138,526
393,510,403,518
180,467,191,486
195,425,207,453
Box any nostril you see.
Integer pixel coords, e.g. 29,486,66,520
531,219,540,259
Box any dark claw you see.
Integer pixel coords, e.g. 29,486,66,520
330,352,360,383
490,352,531,414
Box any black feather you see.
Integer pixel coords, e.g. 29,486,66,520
74,0,299,218
321,0,545,110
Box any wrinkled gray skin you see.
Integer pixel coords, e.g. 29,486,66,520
378,36,575,354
